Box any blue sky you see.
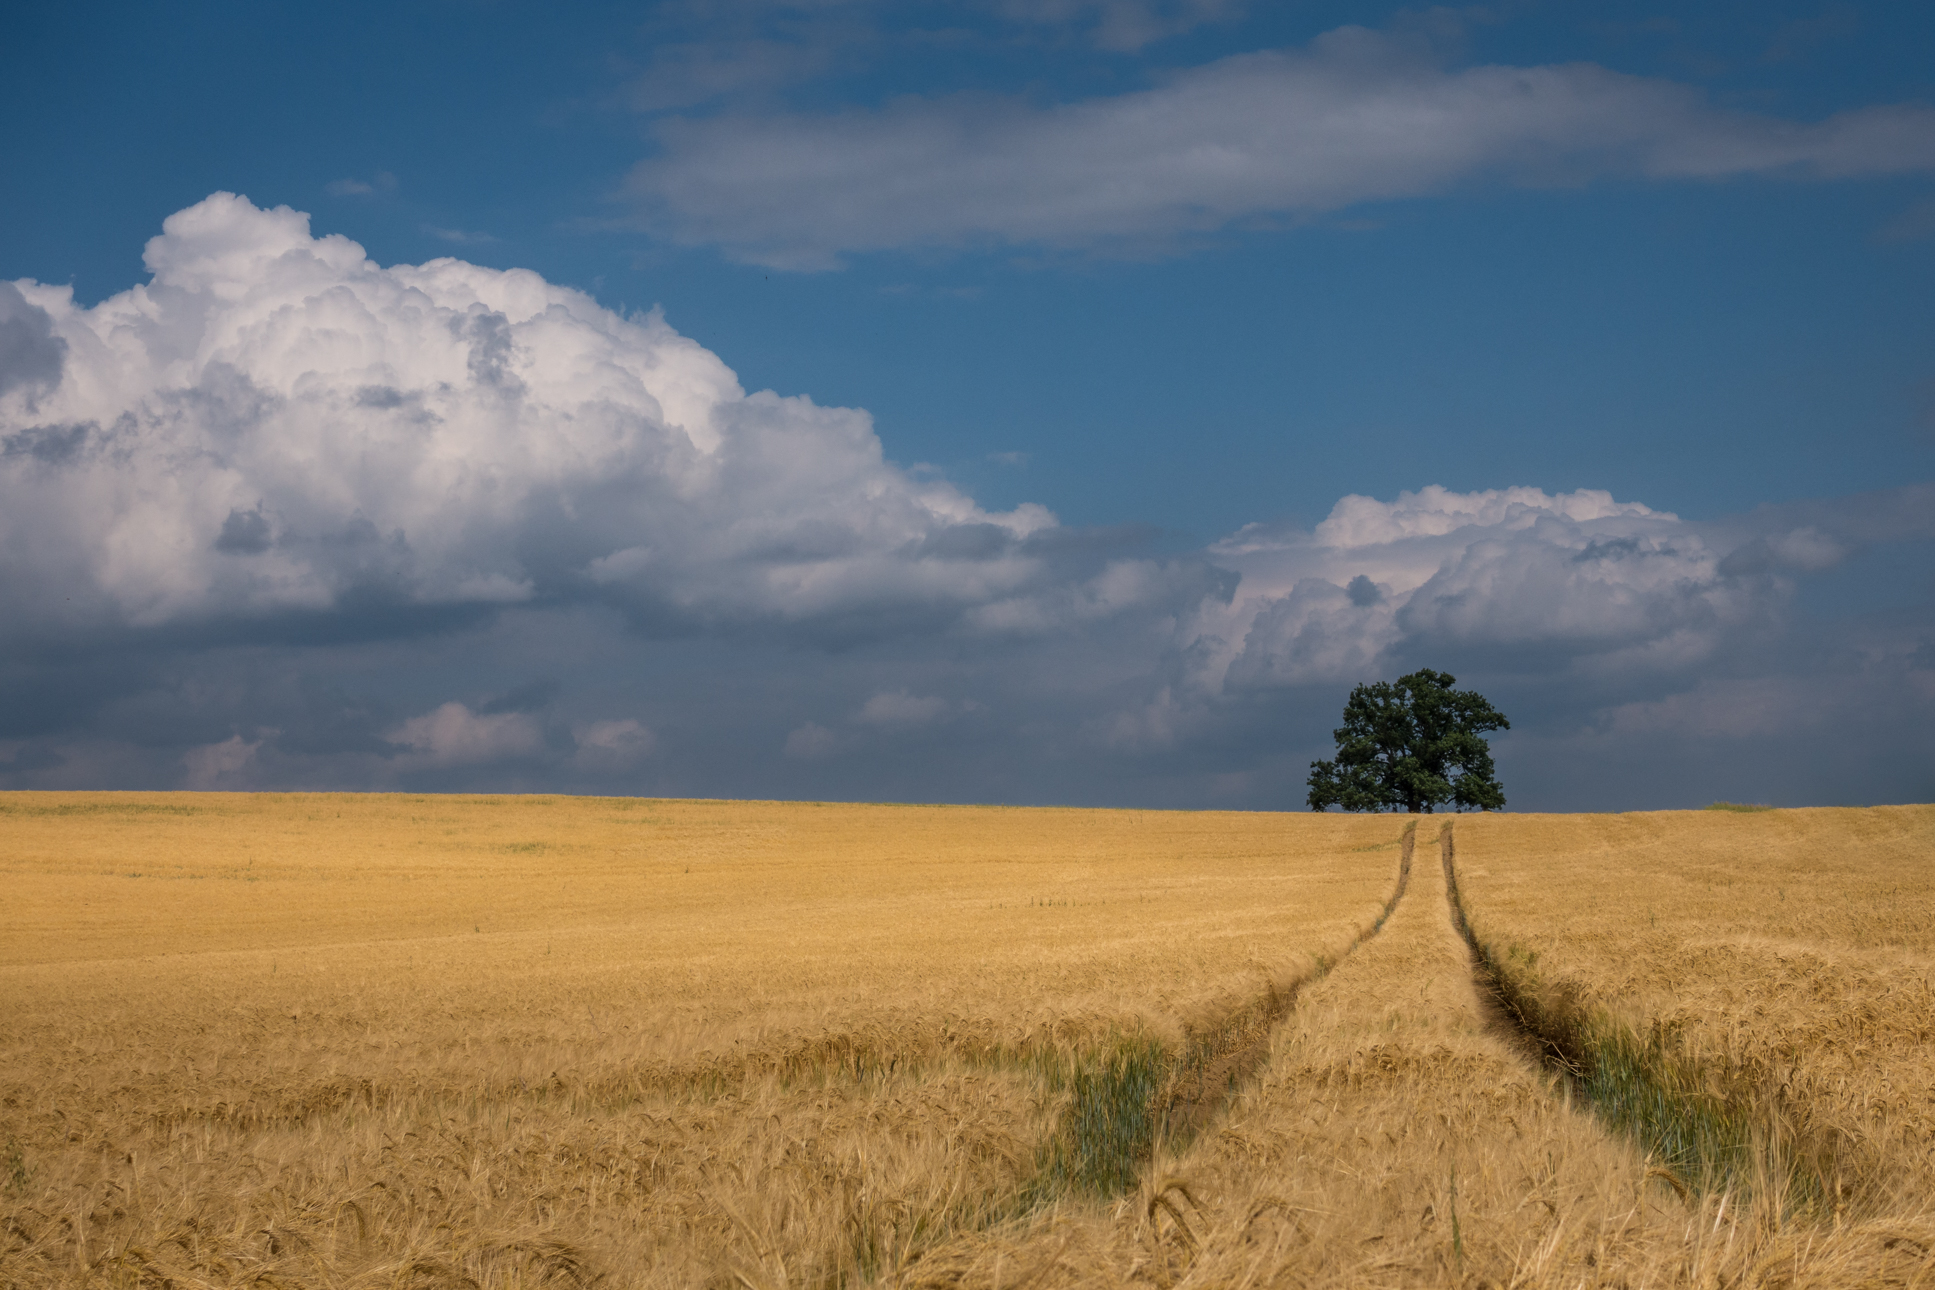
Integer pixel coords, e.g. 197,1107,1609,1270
2,1,1932,808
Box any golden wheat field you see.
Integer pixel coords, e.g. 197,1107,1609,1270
0,793,1399,1289
1451,809,1935,1236
3,794,1933,1289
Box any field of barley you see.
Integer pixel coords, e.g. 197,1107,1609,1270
3,793,1932,1289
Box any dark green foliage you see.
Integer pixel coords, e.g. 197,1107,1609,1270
1307,669,1508,813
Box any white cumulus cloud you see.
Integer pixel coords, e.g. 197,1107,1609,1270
182,733,264,788
0,193,1060,643
572,717,656,768
390,702,544,767
1201,486,1793,693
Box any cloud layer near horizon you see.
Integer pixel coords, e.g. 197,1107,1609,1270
626,24,1935,267
2,196,1930,805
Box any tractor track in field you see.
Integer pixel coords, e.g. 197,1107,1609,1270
1439,820,1755,1201
1155,819,1417,1146
1440,819,1726,1202
1439,821,1586,1080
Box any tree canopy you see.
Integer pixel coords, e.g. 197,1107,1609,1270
1306,669,1509,813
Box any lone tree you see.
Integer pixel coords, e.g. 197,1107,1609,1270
1307,669,1509,813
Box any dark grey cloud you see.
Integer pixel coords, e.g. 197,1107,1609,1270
2,421,89,465
480,680,561,715
3,744,65,772
215,507,274,555
2,530,1928,807
0,282,65,399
